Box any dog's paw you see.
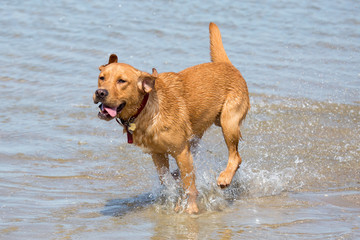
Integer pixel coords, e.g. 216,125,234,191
186,202,199,214
174,194,199,214
217,170,233,188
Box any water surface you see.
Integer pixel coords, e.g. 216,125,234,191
0,0,359,239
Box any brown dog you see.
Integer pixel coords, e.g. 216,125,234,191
93,23,249,214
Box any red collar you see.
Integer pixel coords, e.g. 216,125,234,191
116,93,149,144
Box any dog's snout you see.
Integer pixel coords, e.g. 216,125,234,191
95,89,108,99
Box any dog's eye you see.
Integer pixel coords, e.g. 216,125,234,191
99,76,105,81
117,79,126,84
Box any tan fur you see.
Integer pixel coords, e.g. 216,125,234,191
93,22,250,214
209,22,231,64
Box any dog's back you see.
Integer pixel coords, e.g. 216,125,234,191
175,23,249,137
178,63,244,137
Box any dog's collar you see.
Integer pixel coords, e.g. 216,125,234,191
116,93,149,144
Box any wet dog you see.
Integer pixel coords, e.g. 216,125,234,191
93,23,250,214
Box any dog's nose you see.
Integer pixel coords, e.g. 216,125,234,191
95,89,108,99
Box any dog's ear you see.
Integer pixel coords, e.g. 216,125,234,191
138,68,158,93
151,68,158,77
108,54,118,64
99,54,118,71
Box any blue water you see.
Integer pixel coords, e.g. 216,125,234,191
0,1,359,239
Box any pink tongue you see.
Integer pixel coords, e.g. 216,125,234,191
104,106,117,117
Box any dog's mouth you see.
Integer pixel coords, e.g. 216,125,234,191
98,102,126,120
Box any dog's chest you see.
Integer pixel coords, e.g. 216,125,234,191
133,127,167,153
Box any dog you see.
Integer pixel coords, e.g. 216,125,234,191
93,23,250,214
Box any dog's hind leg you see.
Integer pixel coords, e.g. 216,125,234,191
217,96,248,188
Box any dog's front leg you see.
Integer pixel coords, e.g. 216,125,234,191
172,144,199,214
151,153,170,185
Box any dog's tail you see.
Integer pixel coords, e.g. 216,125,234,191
209,22,231,64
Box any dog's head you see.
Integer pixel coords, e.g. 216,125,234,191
93,54,157,121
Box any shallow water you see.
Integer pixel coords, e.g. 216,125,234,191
1,0,359,239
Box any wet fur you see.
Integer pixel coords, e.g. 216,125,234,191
93,23,250,214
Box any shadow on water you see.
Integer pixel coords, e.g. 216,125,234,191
101,178,247,217
101,171,182,217
101,192,157,217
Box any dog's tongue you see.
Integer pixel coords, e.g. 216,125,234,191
104,106,117,117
